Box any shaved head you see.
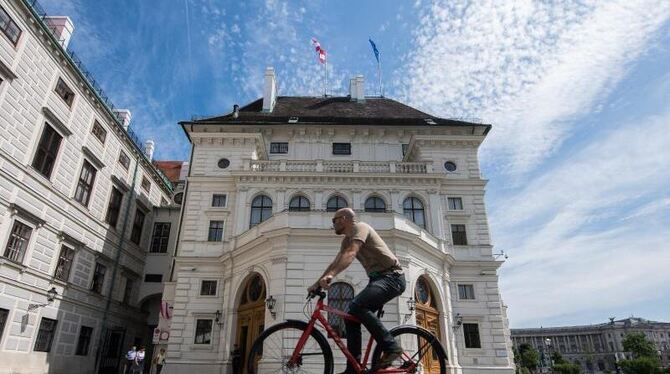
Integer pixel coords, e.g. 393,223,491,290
333,208,356,235
336,208,356,220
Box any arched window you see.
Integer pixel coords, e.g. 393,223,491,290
289,196,310,212
250,195,273,227
326,195,348,212
403,197,425,228
328,282,354,337
364,196,386,213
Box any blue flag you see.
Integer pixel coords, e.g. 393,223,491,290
369,38,380,63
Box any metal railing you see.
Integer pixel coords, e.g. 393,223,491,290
24,0,173,191
247,160,433,174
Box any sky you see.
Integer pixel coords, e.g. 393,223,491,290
39,0,670,328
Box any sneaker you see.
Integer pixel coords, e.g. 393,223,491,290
376,344,403,369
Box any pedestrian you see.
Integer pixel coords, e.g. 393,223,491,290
134,346,146,373
123,346,137,374
153,348,167,374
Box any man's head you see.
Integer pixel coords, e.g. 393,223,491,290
132,346,137,351
332,208,356,235
160,348,166,354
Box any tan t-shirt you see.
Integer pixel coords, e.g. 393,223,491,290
341,222,402,274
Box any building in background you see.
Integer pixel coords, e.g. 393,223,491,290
511,317,670,373
0,0,181,373
165,68,515,374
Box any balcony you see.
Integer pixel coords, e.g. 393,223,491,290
243,159,433,174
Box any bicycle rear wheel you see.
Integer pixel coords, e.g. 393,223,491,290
247,320,333,374
371,326,447,374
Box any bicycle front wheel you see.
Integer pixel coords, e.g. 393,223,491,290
371,326,447,374
247,320,333,374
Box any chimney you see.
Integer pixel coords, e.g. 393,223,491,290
113,109,132,130
262,67,277,112
44,17,74,49
349,75,365,102
144,140,155,161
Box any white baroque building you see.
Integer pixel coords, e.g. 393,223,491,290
165,68,515,374
0,0,179,373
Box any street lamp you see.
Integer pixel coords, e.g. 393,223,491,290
215,310,223,326
543,338,553,372
403,298,416,323
28,287,58,311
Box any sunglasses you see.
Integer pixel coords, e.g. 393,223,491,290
332,216,344,224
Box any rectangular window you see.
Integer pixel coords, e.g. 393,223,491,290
463,323,481,348
194,319,212,344
270,142,289,154
123,278,133,304
32,123,63,179
451,224,468,246
54,78,75,107
91,263,106,294
212,194,227,207
144,274,162,283
448,197,463,210
150,222,171,253
74,160,97,206
208,221,224,242
91,121,107,144
0,308,8,343
130,209,145,244
332,143,351,155
200,280,217,296
105,187,123,227
3,220,32,263
458,284,475,300
141,176,151,193
54,245,75,282
75,326,93,356
34,318,58,352
0,6,21,45
118,151,130,170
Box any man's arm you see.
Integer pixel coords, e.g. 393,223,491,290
309,240,362,291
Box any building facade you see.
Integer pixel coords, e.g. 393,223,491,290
511,317,670,373
164,68,515,374
0,0,178,373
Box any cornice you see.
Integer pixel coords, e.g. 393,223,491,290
191,132,267,159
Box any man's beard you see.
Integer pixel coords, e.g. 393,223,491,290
335,227,343,235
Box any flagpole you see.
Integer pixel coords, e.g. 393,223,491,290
378,56,382,97
325,59,329,96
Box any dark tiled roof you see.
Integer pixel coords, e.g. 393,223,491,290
184,96,488,128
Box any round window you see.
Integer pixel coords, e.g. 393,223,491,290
218,158,230,169
415,278,430,304
173,192,184,205
444,161,457,172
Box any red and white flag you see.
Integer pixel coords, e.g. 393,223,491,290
311,37,327,64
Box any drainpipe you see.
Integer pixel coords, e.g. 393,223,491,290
94,153,141,372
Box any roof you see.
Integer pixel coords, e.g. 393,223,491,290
152,161,184,183
183,96,490,129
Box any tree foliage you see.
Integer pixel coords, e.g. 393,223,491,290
619,357,663,374
618,333,663,374
551,351,581,374
514,343,540,371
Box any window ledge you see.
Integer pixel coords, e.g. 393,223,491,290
191,344,214,350
0,257,28,272
41,106,72,136
0,57,17,79
82,146,106,169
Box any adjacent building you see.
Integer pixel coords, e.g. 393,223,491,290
164,68,515,374
0,0,179,373
511,317,670,373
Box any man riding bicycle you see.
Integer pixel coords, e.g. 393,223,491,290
308,208,406,373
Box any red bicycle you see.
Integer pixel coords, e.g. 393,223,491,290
247,289,447,373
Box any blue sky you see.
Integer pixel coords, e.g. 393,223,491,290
41,0,670,328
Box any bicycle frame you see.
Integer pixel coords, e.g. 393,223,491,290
289,295,418,373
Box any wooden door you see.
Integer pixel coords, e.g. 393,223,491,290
415,277,442,374
236,274,266,374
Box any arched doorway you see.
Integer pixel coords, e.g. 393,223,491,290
414,276,443,373
235,273,266,374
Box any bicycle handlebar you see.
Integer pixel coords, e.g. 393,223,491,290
307,288,327,300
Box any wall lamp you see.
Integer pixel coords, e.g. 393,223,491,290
215,310,223,326
403,298,416,323
266,295,277,319
28,287,58,311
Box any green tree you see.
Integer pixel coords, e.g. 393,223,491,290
515,343,540,372
618,332,663,374
551,351,581,374
622,333,659,360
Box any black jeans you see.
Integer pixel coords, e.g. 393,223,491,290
344,272,406,371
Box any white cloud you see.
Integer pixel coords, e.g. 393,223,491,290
398,1,670,174
493,111,670,325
